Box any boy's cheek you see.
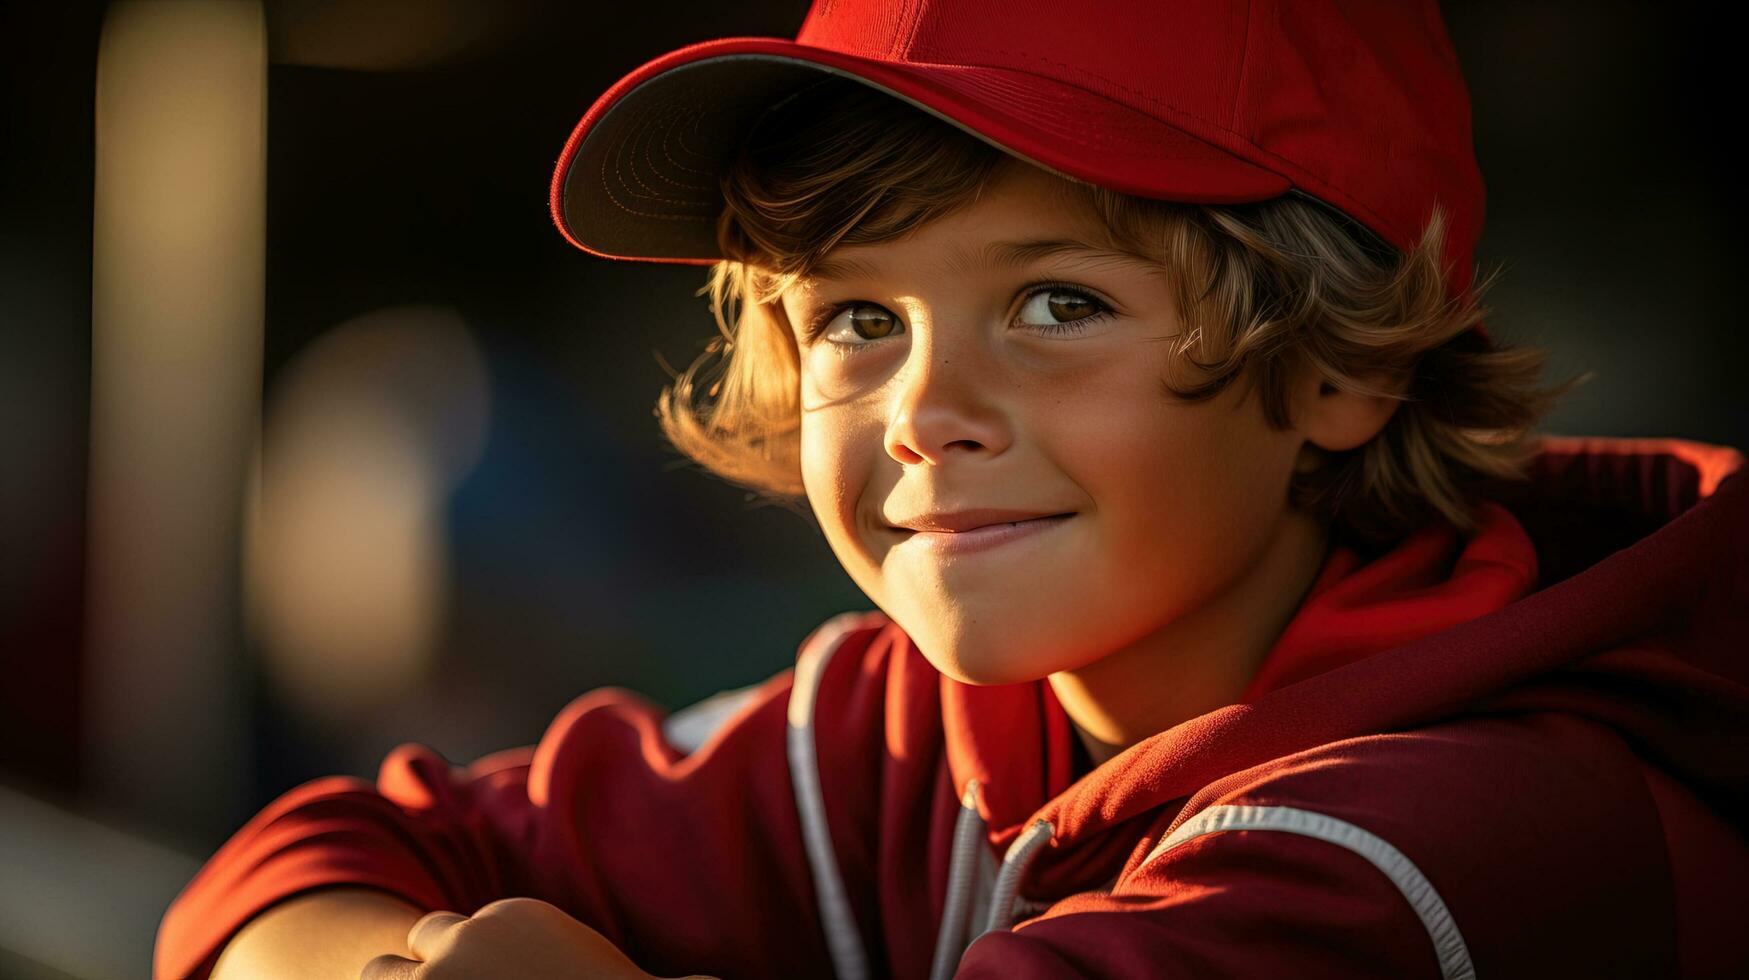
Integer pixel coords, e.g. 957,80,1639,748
798,352,896,405
800,413,886,522
798,436,893,604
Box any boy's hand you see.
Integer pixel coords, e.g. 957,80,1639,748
357,897,718,980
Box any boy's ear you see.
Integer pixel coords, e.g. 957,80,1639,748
1290,358,1407,472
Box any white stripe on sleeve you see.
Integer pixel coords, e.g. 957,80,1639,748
1143,804,1474,980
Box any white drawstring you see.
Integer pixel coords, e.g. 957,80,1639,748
928,780,987,980
979,818,1055,938
928,797,1057,980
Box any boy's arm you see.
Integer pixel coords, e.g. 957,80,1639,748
209,887,423,980
156,626,875,980
157,614,894,980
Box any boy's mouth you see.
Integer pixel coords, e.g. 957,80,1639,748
889,513,1075,556
886,508,1076,534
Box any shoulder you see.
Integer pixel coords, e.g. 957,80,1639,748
656,609,900,753
786,609,904,725
1132,713,1679,977
1175,711,1653,832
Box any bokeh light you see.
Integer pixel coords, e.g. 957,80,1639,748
248,305,489,726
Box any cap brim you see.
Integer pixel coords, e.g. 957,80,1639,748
550,36,1292,264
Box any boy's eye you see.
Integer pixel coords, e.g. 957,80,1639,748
816,304,901,345
1017,286,1102,328
805,283,1113,351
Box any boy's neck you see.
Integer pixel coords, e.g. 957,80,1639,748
1049,507,1332,771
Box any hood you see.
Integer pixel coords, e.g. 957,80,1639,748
929,434,1748,903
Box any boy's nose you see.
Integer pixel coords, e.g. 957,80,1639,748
882,332,1011,467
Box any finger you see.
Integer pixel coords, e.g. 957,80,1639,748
358,953,422,980
407,910,468,961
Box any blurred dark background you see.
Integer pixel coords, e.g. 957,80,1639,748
0,2,1744,977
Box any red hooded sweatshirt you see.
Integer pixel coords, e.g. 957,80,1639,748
155,434,1749,979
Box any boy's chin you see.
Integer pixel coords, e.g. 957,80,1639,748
884,601,1091,685
914,639,1061,687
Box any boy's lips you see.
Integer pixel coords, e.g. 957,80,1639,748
890,513,1075,556
886,507,1075,533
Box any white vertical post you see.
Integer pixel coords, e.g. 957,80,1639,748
85,0,265,840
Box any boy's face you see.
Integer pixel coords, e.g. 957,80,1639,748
779,162,1314,685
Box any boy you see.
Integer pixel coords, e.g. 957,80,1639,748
157,0,1749,977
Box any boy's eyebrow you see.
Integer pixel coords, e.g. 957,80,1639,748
804,237,1158,283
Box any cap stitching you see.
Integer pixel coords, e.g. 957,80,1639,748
887,0,910,60
651,111,717,190
597,119,715,220
616,100,716,191
617,112,709,207
897,0,929,61
1225,0,1255,128
665,103,724,176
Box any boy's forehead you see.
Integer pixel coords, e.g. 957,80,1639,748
801,234,1156,287
794,162,1142,288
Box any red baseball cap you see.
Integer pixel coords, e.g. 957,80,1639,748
550,0,1488,332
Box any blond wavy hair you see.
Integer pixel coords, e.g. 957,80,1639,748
654,78,1587,549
